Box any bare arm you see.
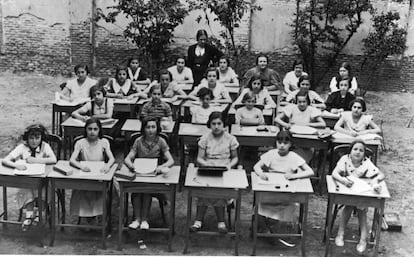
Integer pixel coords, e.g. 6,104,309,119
334,117,358,136
274,112,291,130
308,116,326,128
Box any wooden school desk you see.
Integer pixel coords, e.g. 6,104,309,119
137,98,183,120
52,99,86,135
121,119,175,139
48,160,115,249
321,111,340,129
231,125,279,147
225,85,240,101
251,173,314,257
61,117,118,157
228,107,275,125
324,176,390,257
113,98,139,118
183,166,248,255
181,100,230,122
116,165,180,251
0,161,51,243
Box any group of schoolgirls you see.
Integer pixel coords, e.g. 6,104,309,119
2,54,385,254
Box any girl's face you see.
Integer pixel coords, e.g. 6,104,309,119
351,102,363,116
294,64,303,76
93,91,105,105
197,35,207,47
276,139,291,156
76,68,87,82
251,79,262,92
160,74,171,87
176,58,185,71
27,133,42,149
257,57,268,70
117,69,128,83
201,94,212,108
86,122,100,140
245,98,255,110
297,96,308,111
151,88,162,102
338,80,349,93
219,59,228,71
210,118,224,135
144,121,158,138
350,142,365,163
207,71,217,85
299,79,311,91
130,59,139,70
339,67,349,79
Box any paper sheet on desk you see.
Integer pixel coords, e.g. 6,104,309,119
258,173,290,188
14,161,45,176
54,98,90,106
239,126,259,134
332,132,382,141
290,125,318,135
338,176,373,193
76,161,105,177
181,126,200,134
134,158,157,175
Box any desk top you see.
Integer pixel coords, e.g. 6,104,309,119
0,160,52,178
228,107,273,116
178,123,211,136
185,167,248,189
231,125,279,137
182,100,230,109
137,98,183,106
52,99,89,107
251,173,313,193
321,110,341,119
48,160,115,181
121,119,175,134
326,175,390,198
113,98,139,105
268,90,282,96
331,133,382,146
116,165,180,184
226,86,240,94
61,117,118,129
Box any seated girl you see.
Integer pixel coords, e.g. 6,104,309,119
253,130,313,246
144,69,187,100
69,118,115,223
124,117,174,230
283,59,308,95
217,57,239,87
127,57,151,87
285,74,326,109
188,67,232,103
191,87,220,124
332,140,384,253
329,62,358,95
243,54,282,91
140,85,173,130
105,65,146,99
275,89,326,130
325,78,355,114
334,98,381,137
190,112,239,233
235,91,265,126
60,64,97,102
71,85,114,122
167,56,194,88
233,73,276,108
2,124,57,231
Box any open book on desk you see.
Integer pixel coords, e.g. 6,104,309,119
14,160,46,176
258,173,290,188
134,158,158,176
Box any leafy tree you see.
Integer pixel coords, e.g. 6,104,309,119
188,0,261,68
97,0,188,77
362,11,407,90
292,0,372,89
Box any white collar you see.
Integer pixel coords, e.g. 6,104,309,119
128,67,141,80
113,79,132,95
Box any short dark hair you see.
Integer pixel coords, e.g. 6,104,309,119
295,88,311,105
197,87,214,100
349,98,367,112
246,72,264,91
149,84,162,94
74,64,89,75
159,69,173,81
204,67,220,79
297,74,311,89
115,65,128,80
275,130,294,149
348,139,366,155
89,85,106,98
127,56,140,66
196,29,208,40
241,91,255,103
140,117,161,136
84,117,103,138
292,59,304,71
219,56,231,67
22,124,48,141
207,111,227,128
255,54,268,65
176,56,186,64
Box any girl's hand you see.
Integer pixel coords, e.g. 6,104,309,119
100,165,110,173
155,167,163,175
81,166,91,172
350,130,358,137
372,183,382,193
16,165,27,171
285,124,291,130
284,173,295,180
342,177,354,187
82,116,90,122
26,157,37,164
171,96,178,102
127,95,136,100
259,173,268,181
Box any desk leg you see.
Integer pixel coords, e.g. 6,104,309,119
38,183,44,246
101,184,107,249
234,191,241,256
2,187,7,230
118,185,124,251
301,200,309,257
252,192,258,256
179,138,185,191
168,185,176,252
324,195,334,257
52,106,56,135
323,196,331,243
107,181,113,235
50,180,56,246
319,150,328,195
373,202,384,257
183,190,192,254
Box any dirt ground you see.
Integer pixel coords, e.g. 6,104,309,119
0,72,413,256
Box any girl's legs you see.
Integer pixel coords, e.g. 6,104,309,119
190,204,208,232
139,194,152,229
129,193,142,229
335,206,353,246
356,208,368,252
214,206,227,232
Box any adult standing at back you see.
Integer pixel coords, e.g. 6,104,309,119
187,29,223,89
243,54,282,91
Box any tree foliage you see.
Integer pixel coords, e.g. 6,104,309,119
96,0,188,76
292,0,372,89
